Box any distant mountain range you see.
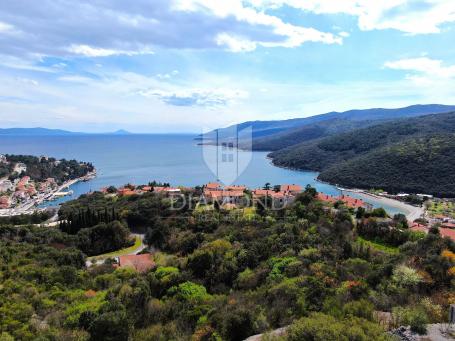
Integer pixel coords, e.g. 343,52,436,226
0,128,133,136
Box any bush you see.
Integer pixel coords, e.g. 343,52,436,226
392,306,428,335
286,313,389,341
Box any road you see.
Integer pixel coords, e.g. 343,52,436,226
85,233,146,267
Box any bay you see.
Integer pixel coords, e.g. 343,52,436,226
0,134,403,214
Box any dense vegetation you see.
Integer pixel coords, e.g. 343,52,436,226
0,162,13,178
0,210,54,225
319,135,455,197
5,155,94,184
270,112,455,195
1,188,454,340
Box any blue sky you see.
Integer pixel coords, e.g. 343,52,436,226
0,0,455,133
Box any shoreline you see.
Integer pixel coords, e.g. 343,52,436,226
265,157,424,221
343,189,424,221
0,170,97,216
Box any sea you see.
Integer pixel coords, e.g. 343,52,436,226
0,134,404,214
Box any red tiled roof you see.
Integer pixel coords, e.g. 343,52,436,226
442,222,455,229
280,184,302,192
253,189,292,199
252,189,274,196
118,188,136,196
317,193,337,203
142,186,152,192
338,195,366,208
440,228,455,241
224,185,246,191
206,182,222,190
223,190,244,197
317,193,367,208
118,254,155,273
410,222,428,233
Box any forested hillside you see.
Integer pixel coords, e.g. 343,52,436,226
1,188,454,340
269,112,455,195
250,118,377,151
319,135,455,197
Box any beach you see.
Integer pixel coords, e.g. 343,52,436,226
345,189,424,221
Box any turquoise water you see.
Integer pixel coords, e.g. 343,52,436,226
0,134,403,214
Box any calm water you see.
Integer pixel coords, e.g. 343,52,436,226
0,135,402,214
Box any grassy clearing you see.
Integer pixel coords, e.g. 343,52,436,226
87,235,142,260
356,236,399,254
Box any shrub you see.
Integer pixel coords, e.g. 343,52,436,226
286,313,389,341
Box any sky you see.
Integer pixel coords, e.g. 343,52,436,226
1,0,455,133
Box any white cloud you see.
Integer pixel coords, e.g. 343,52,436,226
68,44,154,57
138,87,249,108
249,0,455,34
156,70,179,80
0,21,14,33
0,0,341,60
175,0,342,51
215,33,257,52
385,57,455,84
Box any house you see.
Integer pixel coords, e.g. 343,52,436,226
203,189,245,205
26,185,37,196
117,254,155,273
0,180,13,193
0,196,11,209
280,184,302,194
317,193,338,204
221,190,244,204
440,228,455,242
338,195,368,209
410,222,428,233
14,163,27,174
205,182,222,190
252,189,295,206
317,192,370,210
0,155,7,164
117,188,136,196
224,185,247,191
442,222,455,229
142,186,152,192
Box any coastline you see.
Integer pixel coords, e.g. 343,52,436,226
343,189,424,221
0,170,97,216
265,156,423,221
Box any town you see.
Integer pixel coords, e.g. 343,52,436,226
0,154,95,216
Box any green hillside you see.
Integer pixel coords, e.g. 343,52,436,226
269,112,455,195
270,112,455,170
319,135,455,197
250,118,378,151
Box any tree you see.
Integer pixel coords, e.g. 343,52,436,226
88,310,130,341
